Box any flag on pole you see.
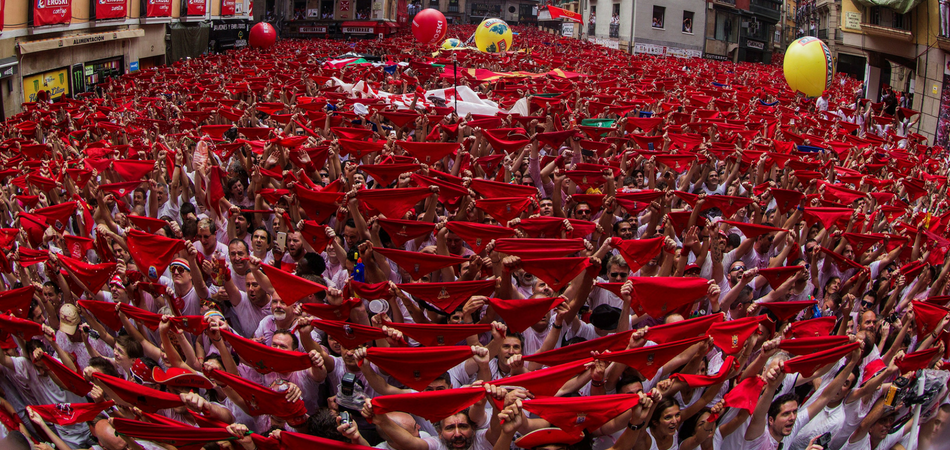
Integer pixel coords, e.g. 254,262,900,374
545,5,584,24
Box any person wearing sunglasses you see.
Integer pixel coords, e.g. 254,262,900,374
588,255,629,310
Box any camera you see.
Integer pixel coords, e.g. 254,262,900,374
340,411,352,425
814,432,831,448
336,373,367,411
884,376,911,407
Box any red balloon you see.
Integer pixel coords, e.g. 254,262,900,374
412,8,447,45
249,22,277,49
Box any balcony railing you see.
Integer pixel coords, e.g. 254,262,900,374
609,23,619,38
448,5,459,12
861,6,912,40
817,28,828,39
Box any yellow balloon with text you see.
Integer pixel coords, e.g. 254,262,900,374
474,18,513,53
783,37,834,98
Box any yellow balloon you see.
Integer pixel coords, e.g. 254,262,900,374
783,37,834,98
474,18,513,53
441,38,462,50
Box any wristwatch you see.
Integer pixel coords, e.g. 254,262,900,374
627,422,643,431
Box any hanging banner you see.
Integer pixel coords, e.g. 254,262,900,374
144,0,171,16
183,0,205,15
220,0,234,15
34,0,71,26
95,0,127,19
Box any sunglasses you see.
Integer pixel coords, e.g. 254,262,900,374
576,210,592,215
610,272,628,278
170,266,188,274
730,266,746,272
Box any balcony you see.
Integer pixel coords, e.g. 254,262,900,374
609,23,619,38
861,7,912,41
589,22,595,35
712,0,736,7
448,5,459,13
749,0,781,21
817,28,828,39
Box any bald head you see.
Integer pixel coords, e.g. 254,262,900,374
94,420,128,450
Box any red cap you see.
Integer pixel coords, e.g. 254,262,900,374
28,401,114,426
861,359,887,386
487,297,564,333
778,335,851,356
373,248,469,281
383,322,490,347
444,221,516,254
596,336,707,379
785,317,837,339
515,428,585,449
493,238,586,258
357,187,432,220
220,329,312,374
722,376,766,414
151,367,213,389
783,342,860,377
125,229,185,281
396,279,496,314
377,218,437,248
208,369,307,420
259,264,327,305
371,387,486,423
91,372,184,412
364,346,473,391
521,393,641,433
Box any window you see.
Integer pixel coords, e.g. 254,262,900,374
652,6,665,29
683,11,694,33
708,10,737,42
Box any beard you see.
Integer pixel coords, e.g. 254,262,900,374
273,310,287,321
442,434,474,450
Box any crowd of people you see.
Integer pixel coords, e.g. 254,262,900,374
0,24,947,450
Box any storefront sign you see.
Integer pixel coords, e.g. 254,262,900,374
703,53,728,61
210,20,251,51
342,26,374,33
747,40,765,50
24,68,69,102
300,26,328,33
19,29,145,53
561,22,573,37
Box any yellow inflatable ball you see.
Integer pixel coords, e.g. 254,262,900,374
441,38,462,50
783,37,834,98
474,18,513,53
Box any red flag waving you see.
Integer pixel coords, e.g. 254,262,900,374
545,5,584,24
